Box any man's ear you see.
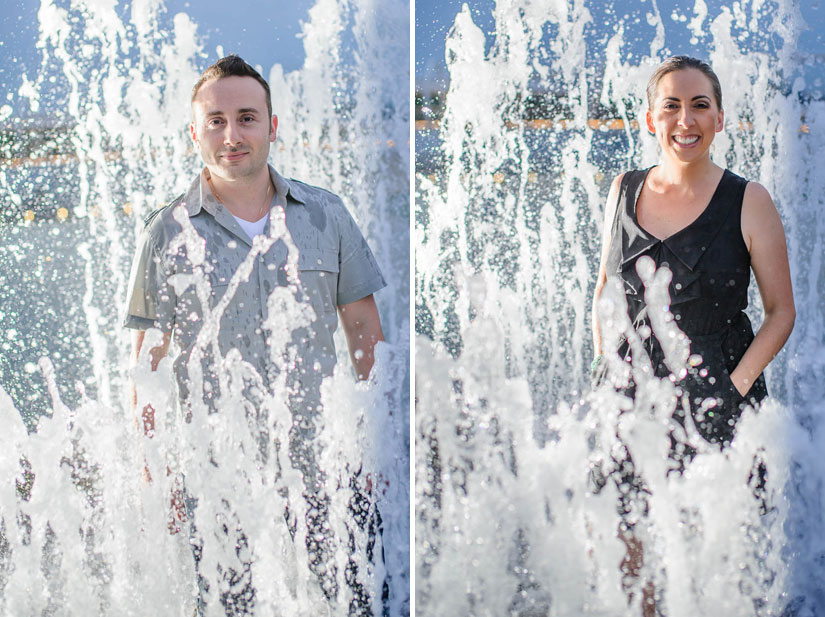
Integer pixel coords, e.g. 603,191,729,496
270,115,278,143
190,121,199,149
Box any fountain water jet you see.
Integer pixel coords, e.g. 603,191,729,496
416,1,825,614
0,0,409,615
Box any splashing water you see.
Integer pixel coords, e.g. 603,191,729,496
416,1,824,615
0,0,409,615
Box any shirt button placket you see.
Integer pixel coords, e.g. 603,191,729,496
258,255,267,319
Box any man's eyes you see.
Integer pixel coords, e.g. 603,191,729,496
205,116,256,127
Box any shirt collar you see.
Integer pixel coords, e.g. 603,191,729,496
180,164,306,217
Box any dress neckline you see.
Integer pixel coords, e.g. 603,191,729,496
633,166,729,242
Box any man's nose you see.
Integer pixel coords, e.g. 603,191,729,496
223,121,242,145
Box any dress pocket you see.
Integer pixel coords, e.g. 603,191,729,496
719,363,745,403
687,336,739,397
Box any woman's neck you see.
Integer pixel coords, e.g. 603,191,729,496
654,155,721,188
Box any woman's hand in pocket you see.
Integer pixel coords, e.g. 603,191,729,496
728,368,751,398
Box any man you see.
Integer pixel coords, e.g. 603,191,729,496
123,55,386,611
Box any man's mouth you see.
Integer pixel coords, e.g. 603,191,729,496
222,151,249,161
673,135,700,146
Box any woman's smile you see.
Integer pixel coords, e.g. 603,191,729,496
673,134,700,146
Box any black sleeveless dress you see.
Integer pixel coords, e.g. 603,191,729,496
604,167,768,447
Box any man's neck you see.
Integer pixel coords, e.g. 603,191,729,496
206,167,274,222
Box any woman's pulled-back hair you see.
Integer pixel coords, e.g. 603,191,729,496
646,55,722,110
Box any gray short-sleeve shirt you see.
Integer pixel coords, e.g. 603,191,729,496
123,165,386,409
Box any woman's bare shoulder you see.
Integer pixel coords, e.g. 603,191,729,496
742,180,783,250
601,173,625,227
743,180,775,211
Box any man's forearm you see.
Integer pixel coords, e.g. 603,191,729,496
349,323,385,380
131,329,171,436
338,295,384,380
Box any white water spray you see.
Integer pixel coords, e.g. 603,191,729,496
0,0,409,615
416,1,824,614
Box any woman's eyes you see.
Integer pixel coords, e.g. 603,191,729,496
663,101,710,110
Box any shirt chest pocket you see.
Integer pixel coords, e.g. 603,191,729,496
208,260,243,311
298,248,339,315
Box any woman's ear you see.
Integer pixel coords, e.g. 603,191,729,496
645,109,655,136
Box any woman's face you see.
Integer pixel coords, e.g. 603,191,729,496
646,68,724,163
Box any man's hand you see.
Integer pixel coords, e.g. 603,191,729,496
366,472,389,496
131,329,186,535
338,294,384,380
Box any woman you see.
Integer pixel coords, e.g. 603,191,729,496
591,56,795,613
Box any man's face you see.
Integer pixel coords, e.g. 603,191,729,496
190,75,277,182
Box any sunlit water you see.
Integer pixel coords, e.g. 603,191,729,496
0,0,409,615
416,1,824,615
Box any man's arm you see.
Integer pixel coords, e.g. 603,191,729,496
338,294,384,380
131,328,187,532
131,329,170,436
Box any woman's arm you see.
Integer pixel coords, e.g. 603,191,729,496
730,182,795,396
592,174,624,357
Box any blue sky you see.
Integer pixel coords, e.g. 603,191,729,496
0,0,316,119
415,0,825,92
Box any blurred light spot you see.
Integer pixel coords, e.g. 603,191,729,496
56,207,69,221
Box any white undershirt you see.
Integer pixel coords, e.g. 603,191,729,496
232,213,268,239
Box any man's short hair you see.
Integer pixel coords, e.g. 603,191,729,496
191,55,272,118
